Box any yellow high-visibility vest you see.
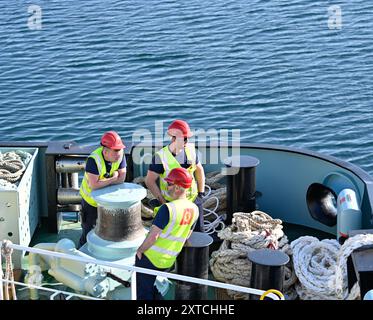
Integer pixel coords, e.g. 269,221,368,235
144,198,199,269
79,146,121,207
156,143,198,203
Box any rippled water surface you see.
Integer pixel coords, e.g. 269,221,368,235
1,1,373,174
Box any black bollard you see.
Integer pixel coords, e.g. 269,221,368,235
247,248,289,300
224,155,260,225
175,232,213,300
347,229,373,299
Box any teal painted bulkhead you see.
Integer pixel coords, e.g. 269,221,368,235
1,141,372,242
130,143,373,236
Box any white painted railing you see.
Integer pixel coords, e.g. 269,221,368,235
1,279,102,300
0,241,284,300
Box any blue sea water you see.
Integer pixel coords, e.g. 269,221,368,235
0,1,373,174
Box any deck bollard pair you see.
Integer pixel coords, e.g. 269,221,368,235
226,155,288,299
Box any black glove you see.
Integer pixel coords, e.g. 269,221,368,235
197,192,206,203
198,192,206,198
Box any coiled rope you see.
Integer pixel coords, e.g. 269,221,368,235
202,184,226,234
291,234,373,300
1,240,17,300
209,211,297,300
0,151,32,187
134,172,373,300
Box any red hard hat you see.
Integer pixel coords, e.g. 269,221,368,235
101,131,126,149
167,120,193,138
165,167,193,189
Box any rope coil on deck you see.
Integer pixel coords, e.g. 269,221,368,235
209,211,297,300
132,170,373,300
291,233,373,300
0,151,32,187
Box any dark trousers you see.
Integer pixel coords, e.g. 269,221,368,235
78,199,97,248
135,254,168,300
193,196,205,232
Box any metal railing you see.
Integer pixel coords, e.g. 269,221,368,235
0,241,284,301
1,279,102,300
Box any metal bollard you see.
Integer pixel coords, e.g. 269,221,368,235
224,155,260,225
85,183,147,260
247,248,289,300
175,232,213,300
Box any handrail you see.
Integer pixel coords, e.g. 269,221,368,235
1,241,284,300
1,279,102,300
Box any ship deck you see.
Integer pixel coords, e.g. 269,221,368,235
14,212,335,300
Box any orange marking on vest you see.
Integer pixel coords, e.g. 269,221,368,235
180,208,193,225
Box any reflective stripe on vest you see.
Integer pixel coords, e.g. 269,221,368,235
79,146,121,207
157,143,198,202
144,199,199,269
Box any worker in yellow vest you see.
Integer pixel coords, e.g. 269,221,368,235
136,167,199,300
79,131,127,247
145,119,206,232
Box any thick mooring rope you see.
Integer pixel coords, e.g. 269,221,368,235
291,234,373,300
209,211,298,300
0,151,32,186
134,171,373,300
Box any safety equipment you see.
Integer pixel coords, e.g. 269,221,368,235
337,188,362,240
144,199,199,268
167,120,193,138
80,147,121,207
165,167,193,189
101,131,125,149
156,143,198,202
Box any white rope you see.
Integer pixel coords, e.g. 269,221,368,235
204,185,212,197
0,150,32,188
202,194,226,234
290,234,373,300
209,211,297,300
201,172,227,234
